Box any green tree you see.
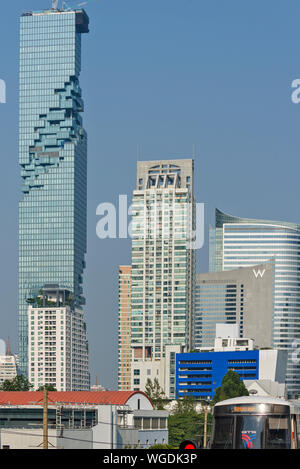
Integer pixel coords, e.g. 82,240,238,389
212,370,249,404
173,395,197,414
168,401,212,448
37,384,57,391
144,378,167,410
0,375,33,391
144,378,167,409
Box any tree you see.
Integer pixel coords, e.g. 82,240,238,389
144,378,167,410
168,398,213,448
37,384,57,391
173,395,197,415
0,375,33,391
212,370,249,405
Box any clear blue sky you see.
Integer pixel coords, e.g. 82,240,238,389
0,0,300,389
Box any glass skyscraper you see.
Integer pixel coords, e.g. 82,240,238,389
210,208,300,397
18,8,89,376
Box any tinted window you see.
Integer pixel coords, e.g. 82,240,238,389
235,415,264,449
211,416,234,449
266,416,290,449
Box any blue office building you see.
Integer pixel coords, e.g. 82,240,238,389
18,8,89,375
176,351,259,400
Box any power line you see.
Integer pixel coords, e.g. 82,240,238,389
0,428,163,448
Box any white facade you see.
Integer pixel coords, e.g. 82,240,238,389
197,324,255,352
216,323,240,339
131,344,183,399
259,349,287,382
131,160,195,365
132,360,166,393
244,380,286,399
130,160,195,404
0,355,17,385
0,428,92,450
28,305,89,391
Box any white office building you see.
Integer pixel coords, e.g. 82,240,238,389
27,286,89,391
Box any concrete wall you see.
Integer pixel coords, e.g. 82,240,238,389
56,429,92,449
0,428,92,449
92,405,117,449
131,361,165,395
259,349,287,382
195,261,274,349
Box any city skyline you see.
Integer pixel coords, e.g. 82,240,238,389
1,0,300,389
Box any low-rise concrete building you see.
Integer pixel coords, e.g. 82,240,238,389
0,391,168,449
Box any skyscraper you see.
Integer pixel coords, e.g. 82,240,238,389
28,286,89,391
118,266,132,391
210,208,300,397
18,7,89,376
193,262,274,350
130,159,195,392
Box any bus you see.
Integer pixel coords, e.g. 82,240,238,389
210,395,300,449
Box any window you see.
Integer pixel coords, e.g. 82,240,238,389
143,418,151,430
159,418,167,429
152,418,159,429
266,416,290,449
211,417,234,449
134,417,142,429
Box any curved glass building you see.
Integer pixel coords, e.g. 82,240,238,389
209,209,300,398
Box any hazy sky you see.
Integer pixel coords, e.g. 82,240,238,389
1,0,300,389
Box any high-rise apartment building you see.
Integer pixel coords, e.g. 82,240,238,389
27,285,89,391
18,7,89,376
130,160,195,392
193,262,274,350
0,340,18,386
210,208,300,398
118,266,132,391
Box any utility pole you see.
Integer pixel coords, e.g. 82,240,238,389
203,403,208,449
202,398,210,449
43,388,48,450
